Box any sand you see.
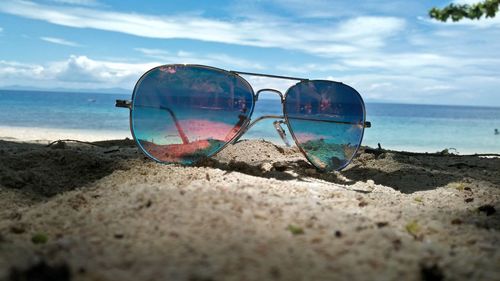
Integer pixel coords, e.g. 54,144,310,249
0,136,498,281
0,126,130,143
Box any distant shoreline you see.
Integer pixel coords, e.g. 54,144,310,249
0,88,130,96
1,89,500,109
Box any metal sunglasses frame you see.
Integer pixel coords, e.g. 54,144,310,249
116,64,371,171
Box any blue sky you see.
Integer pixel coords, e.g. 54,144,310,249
0,0,499,106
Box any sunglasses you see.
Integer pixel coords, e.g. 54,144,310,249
116,64,371,171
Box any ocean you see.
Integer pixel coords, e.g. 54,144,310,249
1,90,499,154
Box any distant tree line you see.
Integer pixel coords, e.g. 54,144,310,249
429,0,499,21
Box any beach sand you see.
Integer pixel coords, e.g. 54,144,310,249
0,136,498,281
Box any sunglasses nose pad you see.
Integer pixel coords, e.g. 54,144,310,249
273,120,291,147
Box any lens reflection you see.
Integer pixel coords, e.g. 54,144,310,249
284,81,365,171
131,65,254,164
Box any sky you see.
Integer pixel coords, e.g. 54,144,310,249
0,0,499,106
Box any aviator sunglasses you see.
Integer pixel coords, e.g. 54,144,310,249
116,64,371,171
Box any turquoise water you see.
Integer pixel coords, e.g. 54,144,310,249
1,90,499,154
363,103,500,154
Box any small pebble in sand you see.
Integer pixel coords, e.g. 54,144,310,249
451,219,463,225
392,239,402,250
478,204,496,216
420,263,444,281
376,222,389,228
10,224,26,234
272,161,288,172
9,211,22,220
260,162,273,173
305,168,317,176
464,198,474,203
335,230,343,238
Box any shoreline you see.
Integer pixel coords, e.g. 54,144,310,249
0,125,131,143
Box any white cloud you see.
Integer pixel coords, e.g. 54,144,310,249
0,50,266,91
234,0,423,20
333,16,405,43
51,0,103,7
40,36,81,47
453,0,482,4
1,51,499,106
0,0,405,57
0,54,295,94
54,55,142,83
1,0,499,106
0,55,278,94
134,48,265,70
0,56,158,90
330,71,500,106
276,63,347,74
0,60,45,78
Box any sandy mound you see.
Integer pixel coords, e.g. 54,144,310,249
0,139,498,281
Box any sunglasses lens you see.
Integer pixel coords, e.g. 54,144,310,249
285,81,365,171
131,65,254,164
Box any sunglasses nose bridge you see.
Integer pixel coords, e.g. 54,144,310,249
255,88,284,103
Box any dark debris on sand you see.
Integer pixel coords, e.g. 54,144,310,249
9,261,71,281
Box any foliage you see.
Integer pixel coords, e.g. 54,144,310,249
429,0,499,21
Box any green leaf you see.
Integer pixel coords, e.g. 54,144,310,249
287,224,305,235
405,220,422,239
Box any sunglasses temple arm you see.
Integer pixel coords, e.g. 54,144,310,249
287,116,371,128
115,100,190,144
231,114,370,145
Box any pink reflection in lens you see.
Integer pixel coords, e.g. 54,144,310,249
143,140,212,162
178,119,242,142
141,118,245,162
159,66,177,74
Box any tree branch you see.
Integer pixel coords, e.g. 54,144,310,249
429,0,499,22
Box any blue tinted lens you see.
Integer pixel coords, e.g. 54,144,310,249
131,65,254,164
284,81,365,171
